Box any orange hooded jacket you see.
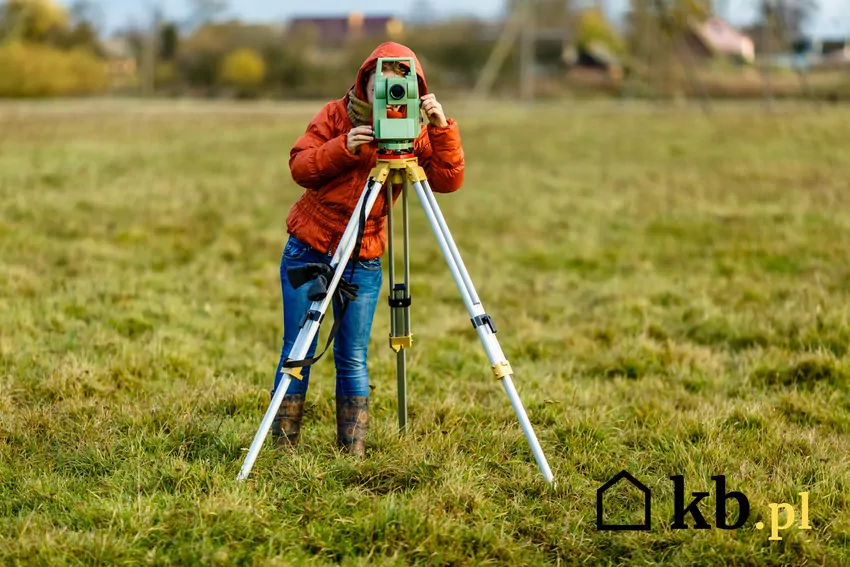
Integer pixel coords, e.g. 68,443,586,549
286,42,465,260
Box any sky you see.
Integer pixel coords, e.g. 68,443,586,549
57,0,850,39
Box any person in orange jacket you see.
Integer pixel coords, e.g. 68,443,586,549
270,41,465,457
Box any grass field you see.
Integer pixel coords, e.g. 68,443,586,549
1,98,849,566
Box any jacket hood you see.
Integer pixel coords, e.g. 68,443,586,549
351,41,428,102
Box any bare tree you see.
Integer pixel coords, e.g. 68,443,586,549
772,0,819,40
186,0,229,30
138,1,164,96
763,0,820,107
410,0,437,24
69,0,105,31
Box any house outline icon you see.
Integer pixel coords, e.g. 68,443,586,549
596,470,652,531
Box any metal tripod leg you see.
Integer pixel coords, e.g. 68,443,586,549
237,172,389,481
408,174,555,485
387,177,413,432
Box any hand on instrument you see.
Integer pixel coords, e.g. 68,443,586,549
420,93,448,128
346,125,373,154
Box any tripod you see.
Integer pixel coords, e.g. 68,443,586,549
237,150,555,485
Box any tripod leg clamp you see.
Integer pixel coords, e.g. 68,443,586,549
368,161,393,185
491,360,512,380
389,335,413,352
471,314,497,333
299,309,323,329
280,359,303,380
388,296,411,308
404,161,427,183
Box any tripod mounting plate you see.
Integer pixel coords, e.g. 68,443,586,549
368,155,427,188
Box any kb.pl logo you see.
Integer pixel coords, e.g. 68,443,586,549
596,470,812,541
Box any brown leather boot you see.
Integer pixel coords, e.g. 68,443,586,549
336,395,369,457
270,390,305,449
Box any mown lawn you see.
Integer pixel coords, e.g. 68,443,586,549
1,99,848,566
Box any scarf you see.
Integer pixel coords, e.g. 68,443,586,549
346,86,408,127
346,87,372,127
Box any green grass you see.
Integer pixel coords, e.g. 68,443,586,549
1,99,849,566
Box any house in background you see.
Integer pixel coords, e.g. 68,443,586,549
101,37,137,76
773,36,850,70
101,36,139,91
563,40,624,90
819,38,850,56
816,38,850,66
679,16,756,65
286,13,404,48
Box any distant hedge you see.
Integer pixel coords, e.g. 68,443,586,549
0,41,108,98
219,47,266,97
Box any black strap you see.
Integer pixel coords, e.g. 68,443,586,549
281,184,372,371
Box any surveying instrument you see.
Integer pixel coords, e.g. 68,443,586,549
237,57,554,485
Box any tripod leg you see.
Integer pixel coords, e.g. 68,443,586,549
387,179,412,432
401,182,412,426
399,180,412,430
409,176,555,485
237,176,387,481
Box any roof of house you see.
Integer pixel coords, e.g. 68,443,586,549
583,40,620,67
287,14,400,43
689,16,755,62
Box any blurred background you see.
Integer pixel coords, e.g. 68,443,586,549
0,0,848,103
3,3,850,564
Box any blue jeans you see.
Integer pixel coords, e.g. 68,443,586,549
272,235,383,398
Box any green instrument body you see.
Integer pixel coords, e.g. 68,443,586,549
372,57,422,152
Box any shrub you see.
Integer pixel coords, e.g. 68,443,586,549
0,41,108,97
176,48,221,91
261,44,314,94
219,47,266,96
155,61,177,88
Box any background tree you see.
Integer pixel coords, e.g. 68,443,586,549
261,26,316,96
0,0,70,43
186,0,228,29
625,0,657,58
48,0,103,53
159,21,179,60
766,0,818,42
67,0,102,31
410,0,437,24
0,0,105,54
0,0,108,98
664,0,712,28
175,19,280,95
576,6,626,55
